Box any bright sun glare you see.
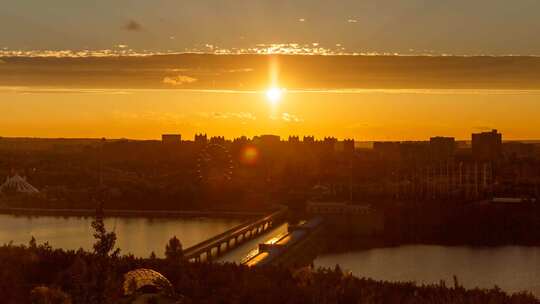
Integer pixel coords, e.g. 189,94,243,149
266,87,283,104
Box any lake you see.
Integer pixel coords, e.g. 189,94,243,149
2,214,539,298
315,245,540,298
0,214,244,257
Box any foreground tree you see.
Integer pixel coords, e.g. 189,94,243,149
165,236,183,262
88,202,120,304
91,203,120,258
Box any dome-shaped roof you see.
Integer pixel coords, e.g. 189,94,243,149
0,174,39,194
123,268,172,296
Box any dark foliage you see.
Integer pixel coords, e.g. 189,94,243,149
0,241,537,304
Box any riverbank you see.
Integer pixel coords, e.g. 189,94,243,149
321,235,540,255
0,206,264,218
2,243,538,303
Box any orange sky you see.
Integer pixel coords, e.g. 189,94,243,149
1,88,539,141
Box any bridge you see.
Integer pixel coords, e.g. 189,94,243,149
242,217,324,268
184,208,287,262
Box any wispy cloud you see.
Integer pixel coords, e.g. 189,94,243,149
163,75,198,86
271,113,304,123
473,126,494,131
123,20,143,32
6,87,131,95
199,112,256,120
282,113,303,122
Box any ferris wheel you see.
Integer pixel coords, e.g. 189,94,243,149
196,143,234,186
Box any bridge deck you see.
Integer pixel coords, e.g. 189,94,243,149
184,209,286,260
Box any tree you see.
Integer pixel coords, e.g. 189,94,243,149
165,236,183,262
89,202,120,304
91,203,120,258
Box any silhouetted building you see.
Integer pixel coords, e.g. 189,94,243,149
233,136,249,145
161,134,181,145
194,133,208,145
323,137,338,152
400,141,430,163
288,136,300,143
503,142,535,159
210,136,226,145
303,136,315,144
472,129,502,161
336,139,354,154
259,135,280,145
393,161,494,200
429,136,456,162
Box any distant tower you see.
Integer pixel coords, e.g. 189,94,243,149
472,129,502,162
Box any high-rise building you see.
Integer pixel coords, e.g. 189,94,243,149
429,136,456,162
194,133,208,145
472,129,502,161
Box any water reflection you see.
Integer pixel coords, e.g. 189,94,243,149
0,214,243,257
315,245,540,297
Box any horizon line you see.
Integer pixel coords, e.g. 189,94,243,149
2,135,539,143
3,49,540,59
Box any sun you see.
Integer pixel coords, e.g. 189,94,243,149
266,87,284,105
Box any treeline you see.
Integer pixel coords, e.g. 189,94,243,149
1,242,539,304
323,200,540,252
348,202,540,246
381,201,540,246
1,208,538,304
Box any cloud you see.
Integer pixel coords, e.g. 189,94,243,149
11,88,130,95
473,126,494,131
163,75,198,86
226,68,254,73
281,113,303,123
199,112,256,120
123,20,143,32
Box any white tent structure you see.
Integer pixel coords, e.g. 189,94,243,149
0,174,39,194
